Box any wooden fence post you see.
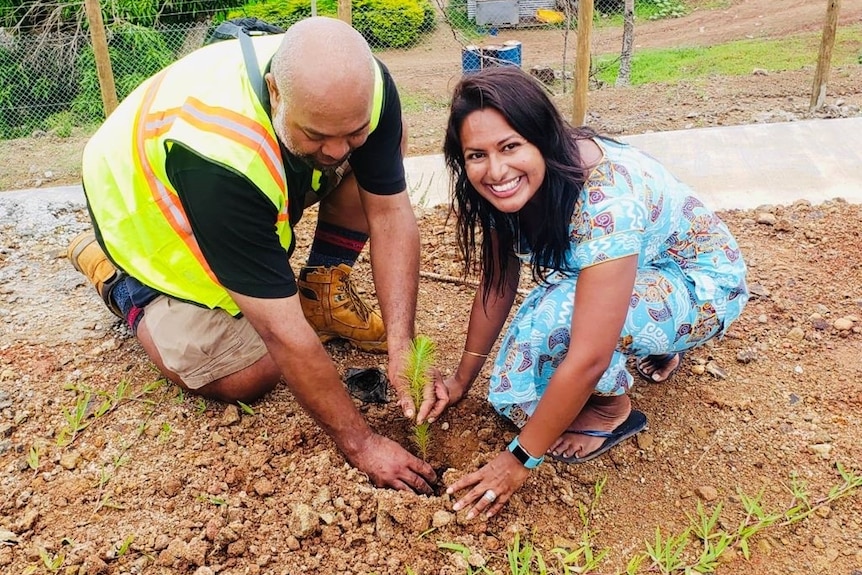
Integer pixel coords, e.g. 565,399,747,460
83,0,118,118
810,0,841,111
573,0,593,126
338,0,352,25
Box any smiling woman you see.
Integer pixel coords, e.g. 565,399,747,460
437,65,749,521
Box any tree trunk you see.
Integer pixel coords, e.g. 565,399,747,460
616,0,634,86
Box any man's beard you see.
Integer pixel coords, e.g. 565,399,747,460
272,103,349,176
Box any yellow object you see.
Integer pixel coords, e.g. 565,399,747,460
536,8,565,24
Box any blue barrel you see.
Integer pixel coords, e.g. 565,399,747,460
499,40,522,67
461,45,482,74
481,45,502,68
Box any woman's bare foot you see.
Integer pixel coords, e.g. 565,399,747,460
549,394,632,460
636,353,682,383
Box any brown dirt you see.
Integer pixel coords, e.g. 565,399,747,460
1,1,862,574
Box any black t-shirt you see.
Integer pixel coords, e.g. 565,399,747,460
165,59,405,299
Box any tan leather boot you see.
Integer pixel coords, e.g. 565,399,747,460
68,232,123,318
298,264,387,353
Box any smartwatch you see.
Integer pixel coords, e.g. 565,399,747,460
507,436,544,469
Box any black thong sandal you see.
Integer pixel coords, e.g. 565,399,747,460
635,352,685,383
549,410,648,464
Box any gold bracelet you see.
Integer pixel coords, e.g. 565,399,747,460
463,349,489,359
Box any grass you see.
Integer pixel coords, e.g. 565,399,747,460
430,463,862,574
595,25,862,85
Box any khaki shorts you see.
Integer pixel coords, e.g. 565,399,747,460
139,296,268,389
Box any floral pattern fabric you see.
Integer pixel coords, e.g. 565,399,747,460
490,138,749,426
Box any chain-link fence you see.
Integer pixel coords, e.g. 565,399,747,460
0,0,685,140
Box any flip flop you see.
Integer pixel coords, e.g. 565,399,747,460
549,409,648,464
635,352,685,383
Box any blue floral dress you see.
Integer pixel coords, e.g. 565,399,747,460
490,138,749,428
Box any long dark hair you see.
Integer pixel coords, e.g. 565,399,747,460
443,66,594,299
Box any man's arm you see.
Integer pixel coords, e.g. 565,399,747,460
228,288,436,492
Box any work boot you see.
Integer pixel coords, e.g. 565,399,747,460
298,264,387,353
67,231,124,318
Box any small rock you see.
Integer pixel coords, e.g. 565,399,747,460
432,511,453,528
756,213,777,225
811,318,830,331
635,432,654,450
808,443,832,459
705,361,727,379
757,314,768,323
815,505,832,518
786,326,805,341
748,283,771,298
253,477,274,497
811,535,826,549
752,68,768,76
288,503,320,539
788,393,801,405
695,485,719,501
193,567,215,575
833,317,854,331
690,364,705,375
286,535,300,551
774,218,794,232
220,404,241,427
82,554,109,575
162,477,182,497
736,348,756,364
59,451,80,470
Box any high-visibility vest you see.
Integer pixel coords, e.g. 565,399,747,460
83,34,385,315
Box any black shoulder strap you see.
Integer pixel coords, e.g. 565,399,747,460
238,29,266,105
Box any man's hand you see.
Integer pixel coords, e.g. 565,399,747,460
345,433,437,493
416,368,451,424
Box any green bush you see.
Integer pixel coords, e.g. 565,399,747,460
223,0,434,49
0,38,80,139
73,23,174,122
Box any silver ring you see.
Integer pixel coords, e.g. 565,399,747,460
482,489,497,502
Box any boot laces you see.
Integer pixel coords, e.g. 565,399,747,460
336,274,372,322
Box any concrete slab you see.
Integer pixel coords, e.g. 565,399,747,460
7,118,861,213
405,117,862,211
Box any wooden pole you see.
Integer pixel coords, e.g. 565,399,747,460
338,0,352,25
83,0,118,117
573,0,593,126
809,0,841,111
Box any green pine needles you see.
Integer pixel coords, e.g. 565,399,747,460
403,334,436,459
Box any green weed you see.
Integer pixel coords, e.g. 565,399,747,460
237,400,255,416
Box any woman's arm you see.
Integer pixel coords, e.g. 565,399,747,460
445,252,521,404
514,254,638,459
446,253,638,519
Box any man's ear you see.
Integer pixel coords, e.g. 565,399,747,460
264,73,279,107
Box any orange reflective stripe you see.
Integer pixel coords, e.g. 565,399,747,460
133,73,218,283
157,97,286,193
142,99,289,224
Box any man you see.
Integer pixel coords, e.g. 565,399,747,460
69,17,444,493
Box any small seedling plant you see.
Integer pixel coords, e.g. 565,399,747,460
403,334,436,460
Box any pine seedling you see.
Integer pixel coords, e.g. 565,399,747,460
403,334,436,459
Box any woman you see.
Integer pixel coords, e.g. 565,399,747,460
436,67,748,520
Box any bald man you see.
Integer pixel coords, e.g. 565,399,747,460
69,17,444,492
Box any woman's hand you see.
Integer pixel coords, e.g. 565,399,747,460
446,451,530,520
442,373,471,407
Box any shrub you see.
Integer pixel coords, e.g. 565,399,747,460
0,36,80,139
223,0,434,49
73,23,174,122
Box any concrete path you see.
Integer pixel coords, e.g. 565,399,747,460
4,117,860,212
405,117,862,211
